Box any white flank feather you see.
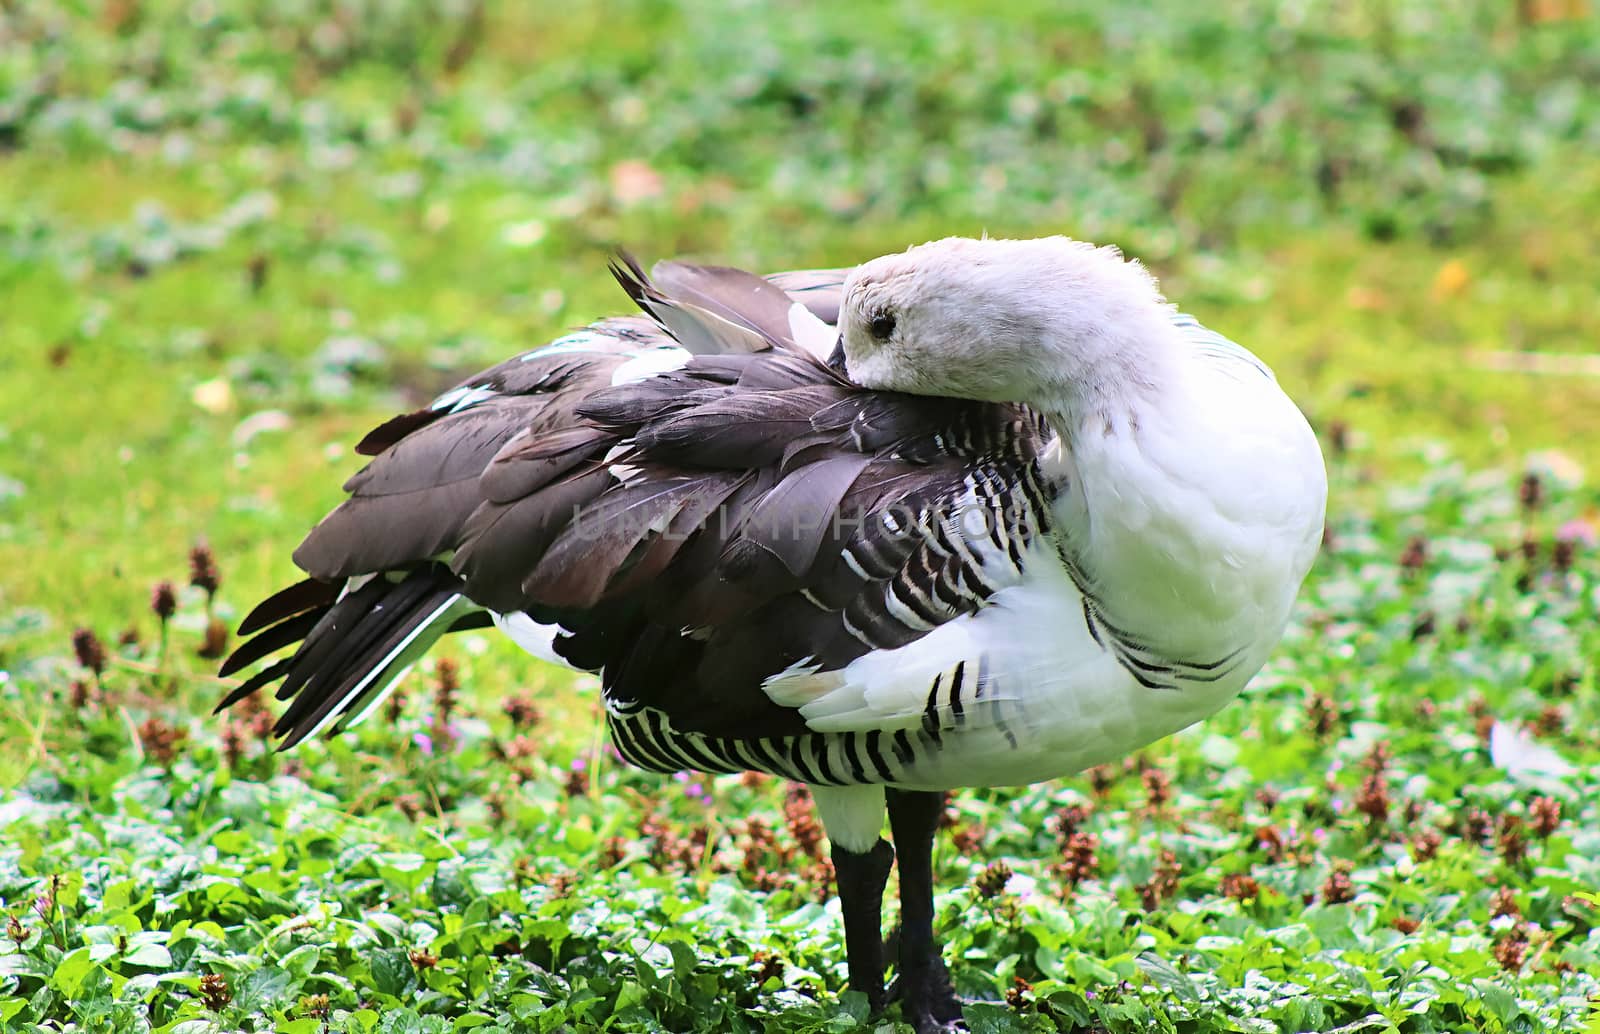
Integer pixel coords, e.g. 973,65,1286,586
811,784,886,853
492,610,568,667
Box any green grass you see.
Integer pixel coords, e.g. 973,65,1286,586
2,1,1599,1030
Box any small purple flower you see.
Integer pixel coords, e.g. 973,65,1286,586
413,732,433,756
669,770,711,803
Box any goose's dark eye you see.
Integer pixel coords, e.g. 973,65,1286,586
868,312,896,341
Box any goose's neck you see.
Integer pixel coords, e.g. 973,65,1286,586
1029,318,1182,446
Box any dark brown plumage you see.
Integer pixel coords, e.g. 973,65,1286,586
213,255,1052,1033
219,258,1048,750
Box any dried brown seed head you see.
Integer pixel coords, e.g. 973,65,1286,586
1142,767,1172,811
1518,471,1543,511
1399,535,1429,572
1497,814,1527,866
1355,772,1390,824
188,543,221,597
1529,796,1562,837
1306,692,1339,738
502,693,541,729
1220,872,1260,901
1489,886,1521,920
1057,831,1100,887
1320,863,1354,905
198,616,229,660
1493,928,1529,973
1414,832,1452,864
973,860,1013,900
137,716,187,765
198,973,232,1010
72,627,107,675
150,581,177,621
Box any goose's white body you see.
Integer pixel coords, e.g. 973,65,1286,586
791,324,1322,791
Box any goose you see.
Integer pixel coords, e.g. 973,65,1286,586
217,236,1327,1032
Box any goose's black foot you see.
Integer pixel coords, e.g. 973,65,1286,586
832,837,895,1012
886,788,966,1032
896,958,965,1032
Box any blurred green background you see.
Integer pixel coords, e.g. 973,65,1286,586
3,0,1598,631
2,2,1599,1031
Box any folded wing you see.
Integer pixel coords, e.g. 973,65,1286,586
220,258,1056,751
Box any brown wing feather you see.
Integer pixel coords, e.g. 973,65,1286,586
291,348,632,580
483,337,1044,738
765,267,847,325
651,260,804,350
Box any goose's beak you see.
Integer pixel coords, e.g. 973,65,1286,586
826,335,849,376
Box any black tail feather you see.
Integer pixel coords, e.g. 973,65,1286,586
608,251,651,310
216,564,476,748
237,577,341,636
275,581,460,749
218,609,323,678
214,657,294,713
271,577,393,704
447,611,494,633
274,573,436,711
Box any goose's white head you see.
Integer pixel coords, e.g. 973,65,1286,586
834,236,1175,409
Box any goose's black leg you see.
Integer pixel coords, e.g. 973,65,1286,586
831,837,895,1011
887,789,964,1032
